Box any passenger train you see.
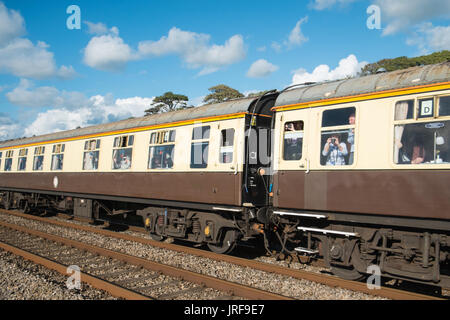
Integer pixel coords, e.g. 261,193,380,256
0,62,449,287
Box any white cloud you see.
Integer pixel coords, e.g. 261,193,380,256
83,33,135,72
0,2,76,79
6,79,89,109
291,54,367,85
0,2,25,46
84,21,109,35
0,113,21,141
271,17,309,52
407,23,450,54
138,27,246,75
247,59,279,78
285,17,309,47
373,0,450,36
310,0,357,10
20,92,154,137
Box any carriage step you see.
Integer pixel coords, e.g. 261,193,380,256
294,247,319,254
297,226,359,237
273,211,327,219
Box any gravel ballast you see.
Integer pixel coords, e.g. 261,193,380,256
0,212,385,300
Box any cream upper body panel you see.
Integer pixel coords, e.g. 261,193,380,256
0,117,246,174
274,88,450,171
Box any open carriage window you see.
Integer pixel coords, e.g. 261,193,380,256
4,150,13,171
33,146,45,171
83,139,101,170
148,130,175,169
320,107,356,166
17,148,28,171
51,144,65,171
283,121,304,161
219,129,234,164
112,135,133,170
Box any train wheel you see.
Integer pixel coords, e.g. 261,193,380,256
207,229,238,254
330,264,364,281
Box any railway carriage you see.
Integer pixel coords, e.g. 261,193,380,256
0,62,449,287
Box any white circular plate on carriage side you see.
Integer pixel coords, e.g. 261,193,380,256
53,176,59,189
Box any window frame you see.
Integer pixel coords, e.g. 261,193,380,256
190,125,210,169
83,139,101,171
281,121,304,162
219,128,235,164
51,143,65,171
393,95,450,167
33,146,45,171
111,135,134,170
17,148,28,171
4,150,14,172
148,129,176,170
319,106,357,168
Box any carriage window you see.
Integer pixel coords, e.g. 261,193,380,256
51,144,65,171
191,126,210,168
322,107,356,127
219,129,234,164
320,108,356,166
394,100,414,120
33,146,45,171
148,130,175,169
394,121,450,164
17,148,28,171
4,150,13,171
112,135,133,170
283,121,304,161
0,151,2,169
439,96,450,117
83,139,101,170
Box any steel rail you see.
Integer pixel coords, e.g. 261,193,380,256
0,209,443,300
0,240,151,300
0,218,290,300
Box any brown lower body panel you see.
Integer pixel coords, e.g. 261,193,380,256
273,170,450,220
0,172,242,206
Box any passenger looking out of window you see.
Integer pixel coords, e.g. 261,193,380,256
322,134,348,166
347,113,355,165
410,135,426,164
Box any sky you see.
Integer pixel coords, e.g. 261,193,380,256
0,0,449,140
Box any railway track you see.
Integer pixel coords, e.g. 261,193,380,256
0,208,444,300
0,217,289,300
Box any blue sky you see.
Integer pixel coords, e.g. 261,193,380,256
0,0,449,139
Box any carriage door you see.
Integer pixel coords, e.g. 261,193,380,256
273,111,309,209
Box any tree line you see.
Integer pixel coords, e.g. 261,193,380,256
145,50,450,116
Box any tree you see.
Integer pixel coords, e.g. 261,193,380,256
202,84,244,105
246,90,270,98
360,50,450,76
145,92,189,116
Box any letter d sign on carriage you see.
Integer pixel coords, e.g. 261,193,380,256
66,5,81,30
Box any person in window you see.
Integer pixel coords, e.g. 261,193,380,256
347,113,355,164
163,153,173,168
120,152,131,169
322,134,348,166
285,122,295,131
410,135,426,164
